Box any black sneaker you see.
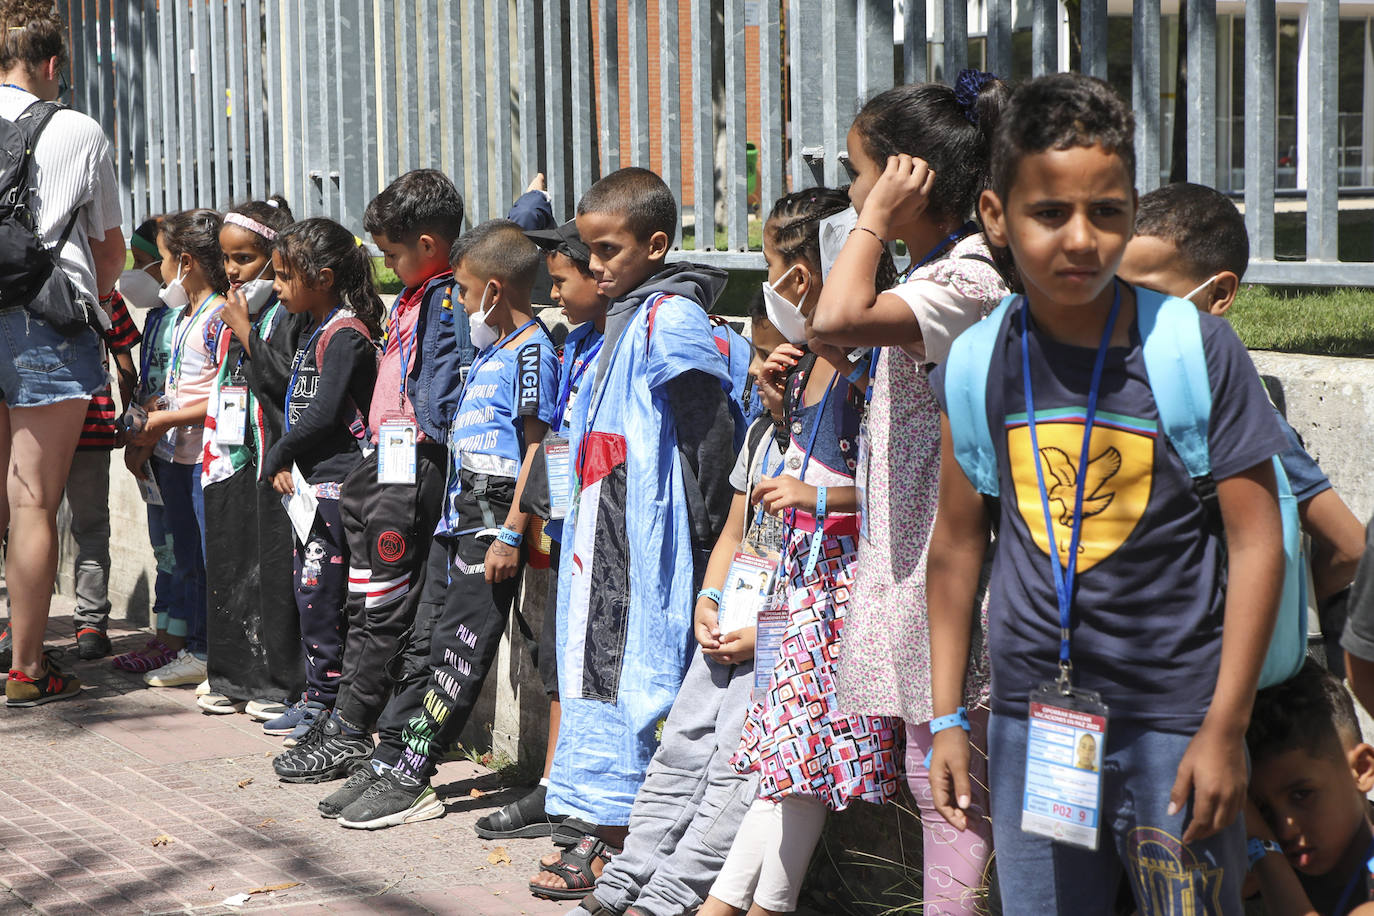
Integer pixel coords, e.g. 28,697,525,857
319,765,383,818
75,628,111,661
273,714,374,783
337,772,443,829
0,625,10,672
474,783,569,839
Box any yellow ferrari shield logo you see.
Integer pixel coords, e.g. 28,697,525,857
1008,410,1156,573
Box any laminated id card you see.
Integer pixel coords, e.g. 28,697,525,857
216,385,248,445
136,462,163,506
1021,683,1108,850
752,601,791,700
718,550,779,634
545,437,572,520
377,421,417,484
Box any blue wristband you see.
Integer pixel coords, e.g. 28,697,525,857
1247,837,1281,871
497,526,523,547
698,587,723,606
804,487,828,576
923,707,972,768
845,357,869,387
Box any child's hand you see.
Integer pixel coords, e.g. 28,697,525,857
1169,718,1249,844
124,445,151,479
271,469,295,495
752,476,817,516
220,288,251,340
1243,797,1276,844
484,540,521,584
929,727,974,831
694,600,723,651
706,626,755,665
859,154,936,240
129,411,167,448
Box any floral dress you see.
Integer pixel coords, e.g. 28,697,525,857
731,357,900,811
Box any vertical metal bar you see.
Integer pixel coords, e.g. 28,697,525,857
193,0,214,205
210,0,230,206
1031,0,1057,76
227,0,247,201
1185,0,1216,186
542,0,568,221
70,0,86,113
790,0,823,188
352,0,377,223
1244,0,1276,261
597,0,620,174
821,0,858,188
568,0,594,206
246,0,266,199
157,0,177,211
1132,0,1161,192
626,0,650,166
294,0,314,215
463,0,489,222
101,0,116,139
902,0,926,83
723,0,746,250
1081,0,1108,80
942,0,967,79
316,0,340,219
399,1,420,173
115,0,133,229
492,0,514,211
265,0,285,202
986,0,1011,77
857,0,894,101
419,0,442,167
440,0,462,205
286,0,304,212
658,0,682,239
1305,0,1337,261
517,0,541,182
690,0,714,248
133,0,153,219
757,0,781,233
82,0,97,115
377,0,398,184
176,0,195,206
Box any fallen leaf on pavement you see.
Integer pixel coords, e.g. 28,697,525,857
248,882,301,894
469,788,484,798
256,818,276,828
150,834,173,847
487,847,511,866
237,777,254,789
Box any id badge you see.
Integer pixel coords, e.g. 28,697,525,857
718,549,780,634
545,436,572,521
153,395,177,462
216,385,248,445
377,421,417,484
1021,682,1109,850
752,599,791,700
137,462,164,506
856,421,871,541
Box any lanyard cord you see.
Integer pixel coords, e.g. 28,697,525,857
1335,835,1374,916
460,318,539,398
555,334,604,428
168,292,222,390
387,289,428,410
1023,281,1122,692
284,307,341,432
762,370,838,533
234,301,279,374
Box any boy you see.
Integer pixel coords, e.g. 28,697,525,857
1245,660,1374,914
1118,182,1366,672
925,74,1288,914
530,167,736,897
322,220,561,829
271,169,468,775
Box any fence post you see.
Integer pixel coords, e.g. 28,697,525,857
1245,0,1277,261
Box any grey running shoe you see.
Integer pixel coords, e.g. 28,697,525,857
337,772,443,830
318,765,382,818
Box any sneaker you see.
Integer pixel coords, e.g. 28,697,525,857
143,650,207,687
273,715,374,783
318,764,383,818
245,698,289,722
194,678,211,697
262,696,313,737
6,659,81,707
281,701,328,747
74,628,111,661
474,783,568,840
112,638,176,673
337,772,443,829
197,693,246,714
0,625,10,672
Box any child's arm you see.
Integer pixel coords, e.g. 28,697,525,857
695,490,749,660
485,415,550,585
132,400,208,447
751,479,858,516
1243,799,1321,916
927,412,992,831
1301,488,1364,601
262,332,374,480
1171,460,1284,844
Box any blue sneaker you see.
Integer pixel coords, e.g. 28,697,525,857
263,697,320,739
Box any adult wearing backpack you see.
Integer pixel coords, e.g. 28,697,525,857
0,5,126,707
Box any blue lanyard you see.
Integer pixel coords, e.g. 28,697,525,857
555,334,603,428
387,291,426,410
1023,281,1122,686
284,307,340,432
752,370,838,532
168,293,221,388
1335,835,1374,916
461,318,539,397
234,301,279,374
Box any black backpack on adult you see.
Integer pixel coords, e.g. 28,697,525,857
0,99,94,335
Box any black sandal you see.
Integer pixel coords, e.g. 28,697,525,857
473,784,569,840
551,815,598,848
528,834,620,901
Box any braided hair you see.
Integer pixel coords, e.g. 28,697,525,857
766,188,898,292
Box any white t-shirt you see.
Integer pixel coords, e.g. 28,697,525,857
0,86,123,304
886,233,1010,366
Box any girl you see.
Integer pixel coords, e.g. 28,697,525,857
129,209,230,689
195,196,305,717
259,218,380,750
700,189,899,916
809,70,1014,915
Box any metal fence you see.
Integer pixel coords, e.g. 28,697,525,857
62,0,1372,286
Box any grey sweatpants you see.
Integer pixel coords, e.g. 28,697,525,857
65,450,113,631
574,650,758,916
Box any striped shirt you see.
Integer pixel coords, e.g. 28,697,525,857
78,292,141,451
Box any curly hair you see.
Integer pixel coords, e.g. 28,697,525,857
1247,659,1363,767
0,2,66,73
275,218,383,338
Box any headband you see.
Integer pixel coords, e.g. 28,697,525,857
954,68,998,125
224,211,277,241
130,232,160,259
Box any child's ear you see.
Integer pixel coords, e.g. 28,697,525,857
314,266,334,291
488,277,504,306
1348,743,1374,794
979,190,1008,249
1209,271,1241,316
647,230,670,263
417,233,438,260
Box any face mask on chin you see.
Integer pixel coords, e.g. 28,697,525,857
158,263,190,309
237,259,275,314
761,264,809,346
469,283,500,350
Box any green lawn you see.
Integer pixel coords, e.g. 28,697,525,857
1229,285,1374,356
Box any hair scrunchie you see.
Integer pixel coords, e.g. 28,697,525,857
954,68,998,124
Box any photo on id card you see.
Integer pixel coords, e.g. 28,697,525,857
1021,682,1108,850
717,549,779,634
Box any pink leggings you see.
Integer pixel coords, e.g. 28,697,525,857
906,707,993,916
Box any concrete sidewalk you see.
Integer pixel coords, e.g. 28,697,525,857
0,605,574,916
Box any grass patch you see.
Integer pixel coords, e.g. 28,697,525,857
1229,285,1374,356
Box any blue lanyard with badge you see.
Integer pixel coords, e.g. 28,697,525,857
1017,281,1121,851
378,295,423,484
546,334,604,520
448,318,538,476
159,293,220,461
217,304,278,447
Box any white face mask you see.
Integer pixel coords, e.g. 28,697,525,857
761,264,809,346
818,207,859,281
468,283,499,350
158,263,189,309
237,260,275,314
117,268,162,310
1181,274,1221,309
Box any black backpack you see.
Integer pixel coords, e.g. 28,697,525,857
0,100,91,334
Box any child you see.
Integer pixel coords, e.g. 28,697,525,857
1117,182,1366,674
698,189,899,916
925,73,1288,913
1245,660,1374,914
323,219,560,828
809,71,1013,914
531,167,737,894
129,209,230,689
256,218,380,775
571,195,850,916
196,196,304,717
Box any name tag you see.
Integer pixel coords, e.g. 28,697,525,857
1021,683,1108,850
752,601,791,700
216,385,248,445
136,462,163,506
718,550,780,635
545,437,571,520
377,421,417,484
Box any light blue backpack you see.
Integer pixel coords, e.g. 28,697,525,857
943,287,1305,690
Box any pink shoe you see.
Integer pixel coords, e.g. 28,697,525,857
112,638,176,673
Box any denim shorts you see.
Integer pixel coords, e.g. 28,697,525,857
0,307,105,408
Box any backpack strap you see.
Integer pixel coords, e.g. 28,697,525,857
1137,287,1213,479
12,101,76,247
315,313,376,441
944,294,1019,497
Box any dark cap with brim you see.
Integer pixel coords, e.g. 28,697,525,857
525,219,590,265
